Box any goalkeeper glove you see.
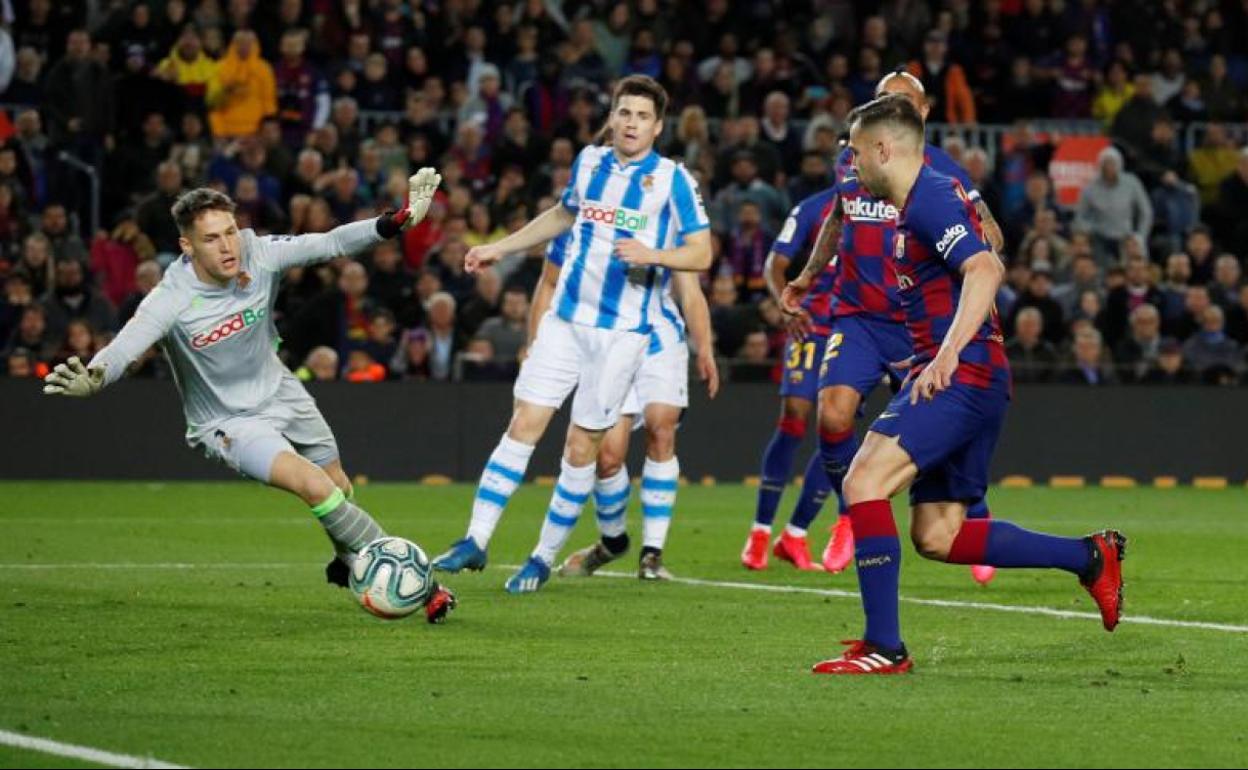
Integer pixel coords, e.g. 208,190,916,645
376,166,442,238
42,356,105,397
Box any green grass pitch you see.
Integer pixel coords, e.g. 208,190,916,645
1,482,1245,768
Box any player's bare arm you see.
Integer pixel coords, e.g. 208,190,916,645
910,250,1004,404
672,270,719,398
974,199,1006,254
527,257,561,348
782,201,842,313
765,250,812,341
466,206,576,274
616,228,712,271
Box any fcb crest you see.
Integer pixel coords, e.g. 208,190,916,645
893,233,906,262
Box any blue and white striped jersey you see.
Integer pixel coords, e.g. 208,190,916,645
551,145,709,334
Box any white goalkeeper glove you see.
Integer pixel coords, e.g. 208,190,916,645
43,356,105,398
404,166,441,228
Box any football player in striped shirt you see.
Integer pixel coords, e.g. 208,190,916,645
431,76,712,594
810,95,1125,675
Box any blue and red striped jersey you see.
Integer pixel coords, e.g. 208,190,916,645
895,165,1010,391
772,187,839,335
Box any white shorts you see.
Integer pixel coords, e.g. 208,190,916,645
514,312,649,430
191,374,340,482
622,341,689,417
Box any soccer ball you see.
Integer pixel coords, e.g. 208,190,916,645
349,537,434,619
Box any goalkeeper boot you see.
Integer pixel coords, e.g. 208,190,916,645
432,537,488,573
325,557,350,588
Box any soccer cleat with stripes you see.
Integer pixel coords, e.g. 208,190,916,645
559,542,620,577
504,556,551,594
773,530,824,571
638,552,673,580
812,640,913,675
1080,529,1127,631
971,564,997,585
821,515,854,573
432,537,488,573
741,529,770,570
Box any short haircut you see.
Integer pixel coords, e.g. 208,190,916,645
611,75,668,120
848,93,924,143
171,188,236,234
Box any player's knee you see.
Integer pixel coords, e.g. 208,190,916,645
911,527,953,561
842,465,874,505
646,423,677,460
782,398,812,423
820,405,855,436
596,446,625,477
564,428,602,466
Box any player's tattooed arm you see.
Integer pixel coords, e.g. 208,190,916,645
974,199,1006,254
781,200,842,314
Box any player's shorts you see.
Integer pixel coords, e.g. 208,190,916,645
192,374,340,482
623,339,689,416
817,314,913,397
868,378,1009,505
779,332,828,402
514,311,649,431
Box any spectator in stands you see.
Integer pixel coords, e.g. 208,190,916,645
16,233,55,298
1210,254,1243,309
1182,305,1242,383
297,346,339,383
0,273,34,345
1187,124,1240,209
207,30,276,139
1159,252,1193,326
1170,284,1214,340
907,30,975,124
1092,60,1133,127
1111,74,1164,167
475,285,529,363
456,266,502,339
274,29,329,146
1104,255,1165,348
44,30,114,200
1201,54,1243,122
1074,146,1153,266
155,24,216,114
1140,338,1192,384
134,161,185,256
712,152,787,237
1184,224,1217,284
5,304,56,362
42,258,116,340
2,47,45,107
1114,304,1165,383
1054,253,1102,320
285,260,373,364
1229,285,1248,344
53,317,99,367
1213,149,1248,259
759,92,801,178
787,151,833,207
117,260,161,327
1058,327,1117,385
424,291,465,382
1151,48,1187,106
1006,307,1059,383
721,201,772,304
90,218,155,308
5,347,37,378
1009,262,1066,345
343,348,386,383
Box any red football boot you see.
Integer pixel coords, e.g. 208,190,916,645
1081,530,1127,631
741,529,771,570
812,640,913,675
773,530,824,571
821,515,854,573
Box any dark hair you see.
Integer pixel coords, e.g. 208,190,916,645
612,75,668,120
171,188,236,233
848,93,924,141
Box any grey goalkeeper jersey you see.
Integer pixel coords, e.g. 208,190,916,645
89,219,383,438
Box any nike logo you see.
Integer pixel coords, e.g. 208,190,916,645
878,412,899,419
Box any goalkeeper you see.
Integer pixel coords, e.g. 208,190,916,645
42,170,456,623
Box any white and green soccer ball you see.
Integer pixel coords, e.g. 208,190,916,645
349,537,434,619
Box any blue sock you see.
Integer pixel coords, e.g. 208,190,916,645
819,428,860,515
949,520,1091,575
754,418,805,528
787,451,832,532
848,499,903,651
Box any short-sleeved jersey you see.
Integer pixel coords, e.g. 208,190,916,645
89,219,383,436
896,165,1010,391
772,188,838,336
547,228,685,355
553,145,709,334
830,144,980,323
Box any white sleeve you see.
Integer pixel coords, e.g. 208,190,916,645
246,220,383,273
88,284,183,387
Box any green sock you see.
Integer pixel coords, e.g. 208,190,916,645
311,489,385,564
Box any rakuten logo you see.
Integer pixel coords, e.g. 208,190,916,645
581,202,649,232
936,224,968,255
843,197,898,221
192,307,267,349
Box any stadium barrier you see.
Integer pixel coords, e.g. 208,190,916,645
4,379,1245,484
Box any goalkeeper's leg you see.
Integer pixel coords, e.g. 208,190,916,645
267,451,386,569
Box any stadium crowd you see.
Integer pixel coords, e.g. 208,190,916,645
1,0,1247,386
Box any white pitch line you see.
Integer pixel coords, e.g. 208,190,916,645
0,728,188,769
504,565,1248,635
3,561,1244,635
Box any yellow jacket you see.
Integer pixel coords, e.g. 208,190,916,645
207,39,276,138
1092,84,1134,128
157,48,217,95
